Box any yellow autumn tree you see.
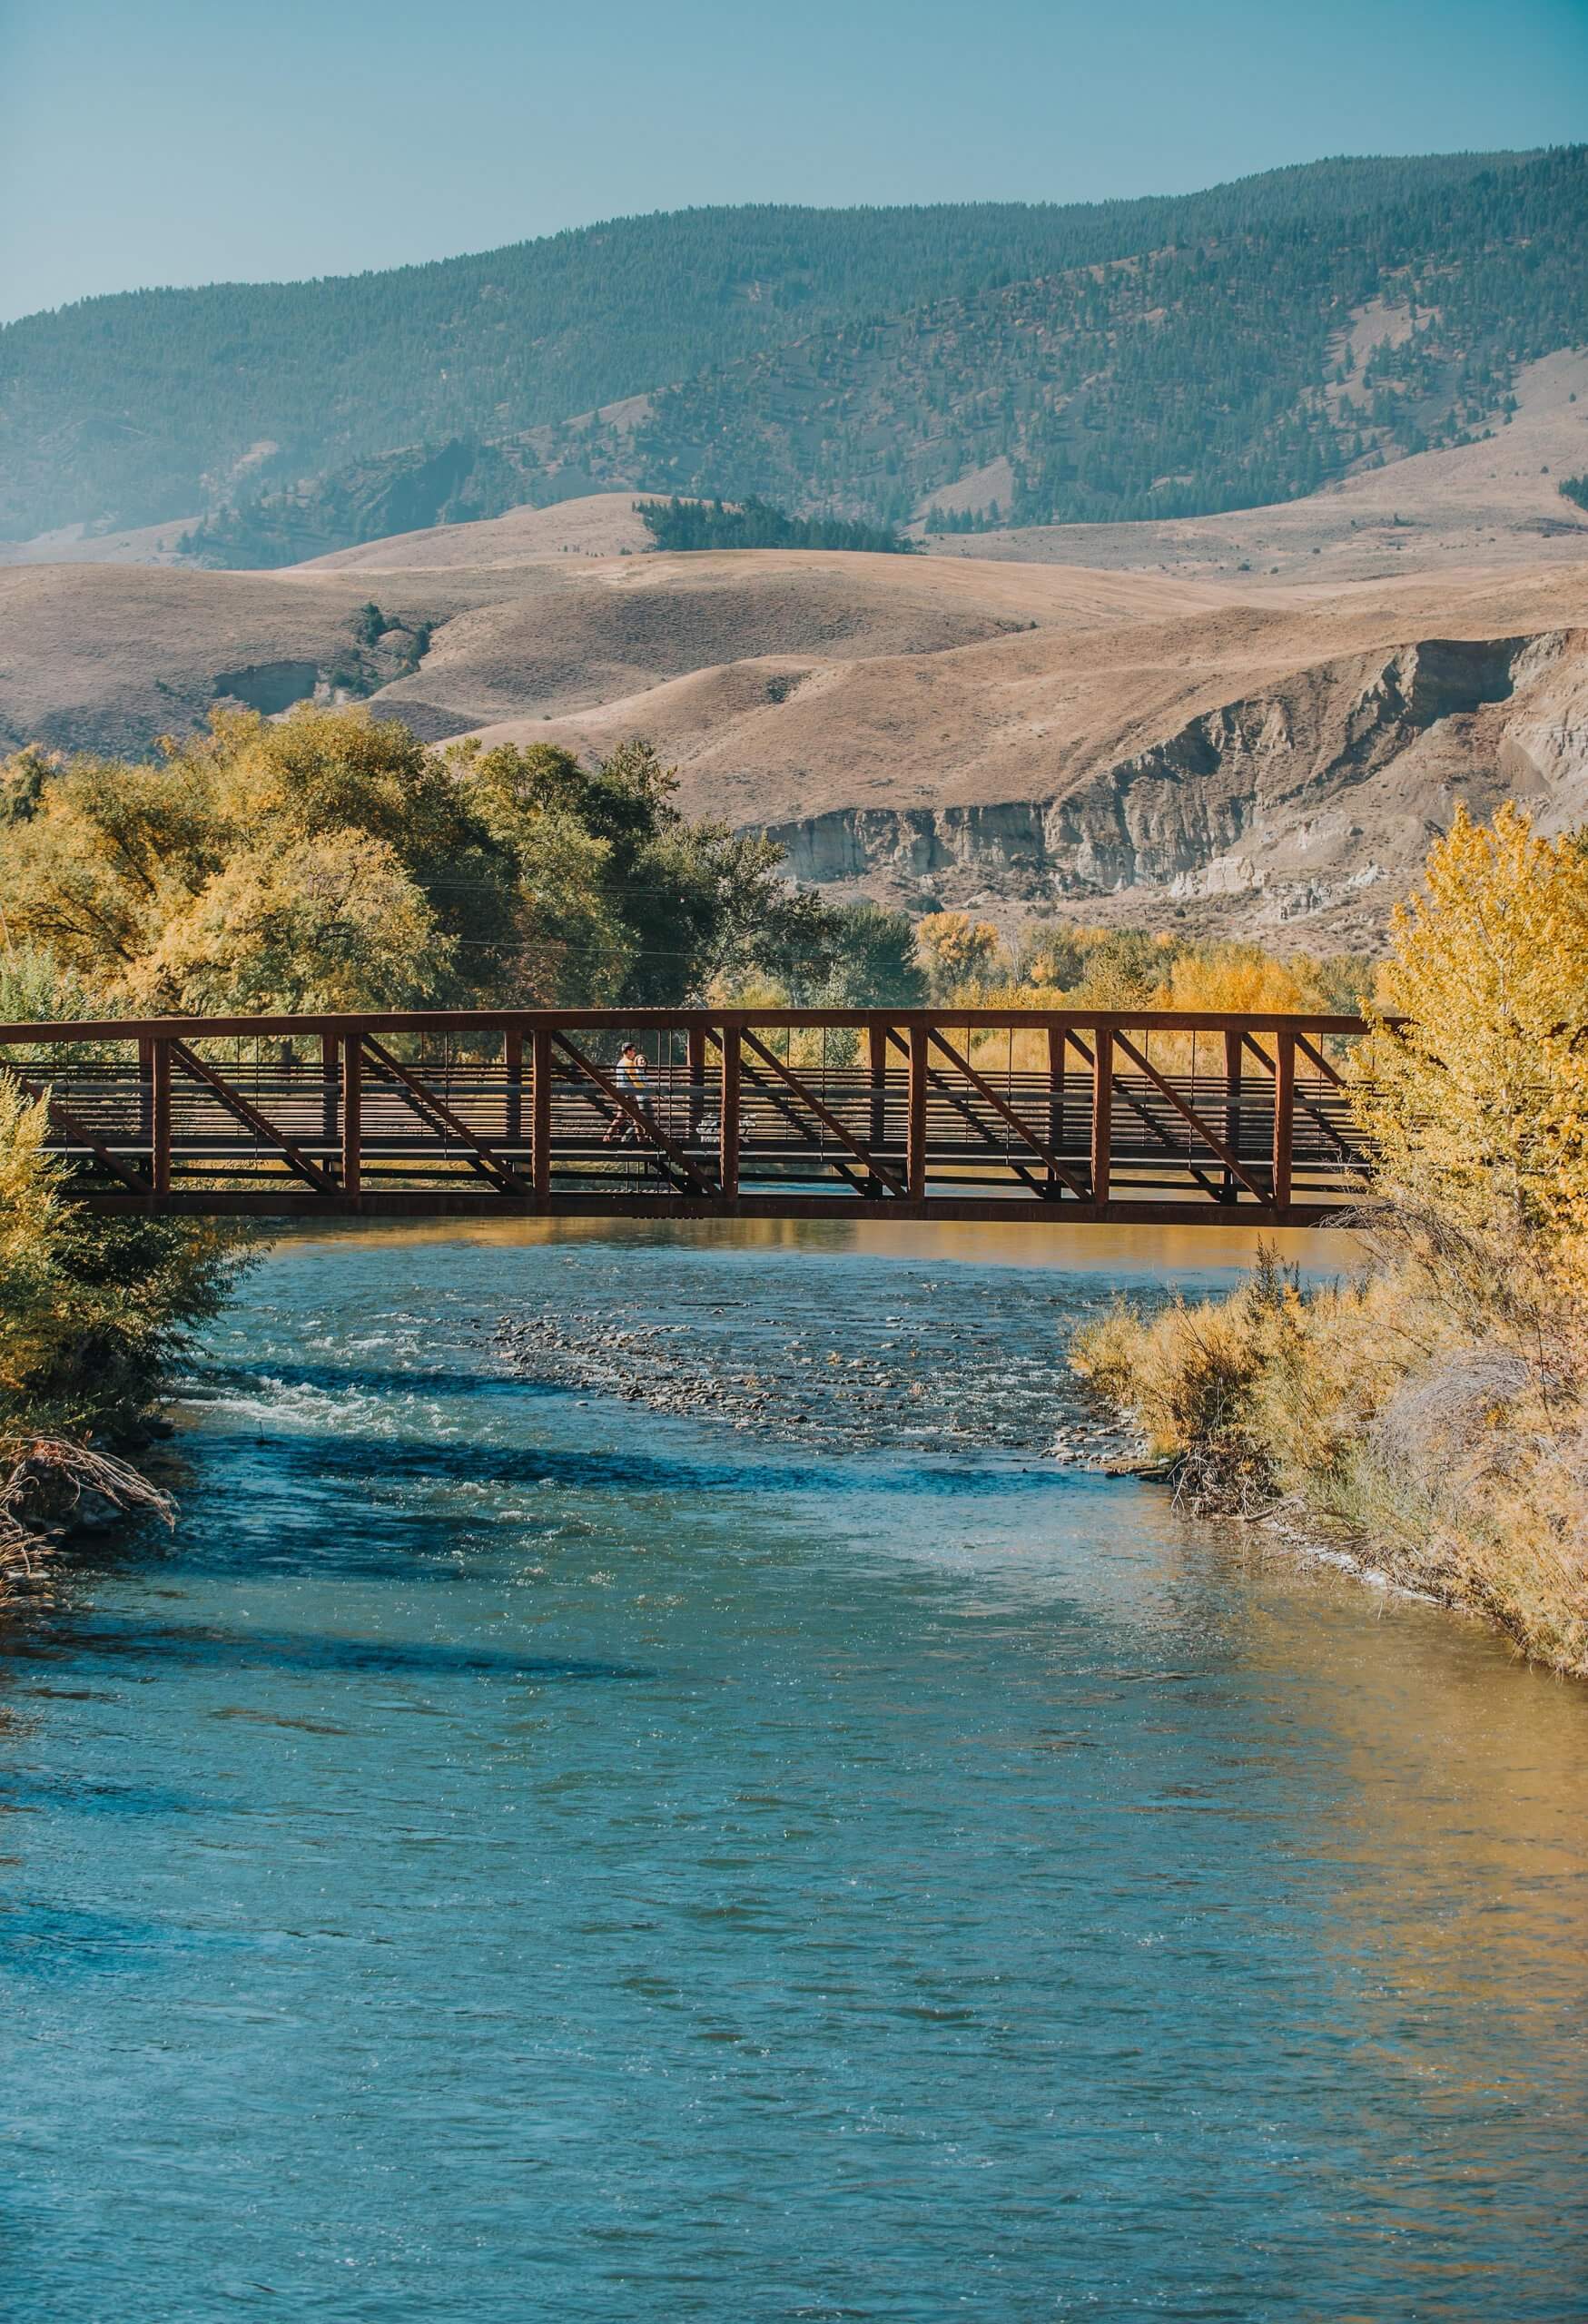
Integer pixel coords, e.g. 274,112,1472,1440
124,831,451,1015
1074,803,1588,1674
915,911,1003,999
1353,803,1588,1259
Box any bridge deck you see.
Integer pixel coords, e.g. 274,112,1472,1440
0,1007,1370,1225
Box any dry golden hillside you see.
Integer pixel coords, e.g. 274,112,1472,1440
4,497,1583,949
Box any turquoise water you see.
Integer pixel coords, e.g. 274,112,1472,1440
3,1224,1585,2322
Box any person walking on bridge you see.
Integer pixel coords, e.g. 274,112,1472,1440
604,1040,651,1146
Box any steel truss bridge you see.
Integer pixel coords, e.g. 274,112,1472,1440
0,1008,1371,1225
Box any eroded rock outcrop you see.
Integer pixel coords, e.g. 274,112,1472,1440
762,629,1588,934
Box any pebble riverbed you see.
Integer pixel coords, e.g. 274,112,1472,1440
492,1246,1145,1463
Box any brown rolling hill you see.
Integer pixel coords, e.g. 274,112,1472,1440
303,492,664,570
4,502,1583,951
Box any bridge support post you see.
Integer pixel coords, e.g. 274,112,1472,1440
151,1038,171,1199
688,1025,706,1147
1272,1031,1295,1212
531,1028,551,1200
1090,1029,1112,1208
340,1037,361,1205
1048,1029,1064,1196
868,1025,887,1195
137,1036,152,1152
321,1035,340,1151
907,1027,927,1202
1223,1029,1242,1205
718,1029,740,1200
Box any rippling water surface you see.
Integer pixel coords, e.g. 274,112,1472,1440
3,1221,1585,2322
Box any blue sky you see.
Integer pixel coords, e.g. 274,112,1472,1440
3,0,1584,322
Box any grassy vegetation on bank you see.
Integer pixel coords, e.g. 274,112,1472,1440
0,1044,245,1594
1071,804,1588,1676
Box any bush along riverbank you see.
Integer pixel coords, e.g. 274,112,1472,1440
1073,803,1588,1679
0,1069,246,1602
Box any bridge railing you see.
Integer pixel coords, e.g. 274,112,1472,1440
0,1006,1371,1223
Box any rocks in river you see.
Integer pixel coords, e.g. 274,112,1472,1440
494,1281,1139,1463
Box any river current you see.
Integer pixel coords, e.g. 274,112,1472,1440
3,1222,1585,2322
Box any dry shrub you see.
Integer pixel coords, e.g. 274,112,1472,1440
1074,1223,1588,1674
0,1437,173,1599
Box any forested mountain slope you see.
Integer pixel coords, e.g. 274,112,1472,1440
4,152,1571,552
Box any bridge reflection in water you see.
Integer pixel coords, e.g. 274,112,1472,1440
0,1008,1370,1225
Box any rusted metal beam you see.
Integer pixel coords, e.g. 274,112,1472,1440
1294,1029,1346,1088
341,1037,361,1203
722,1035,871,1196
1223,1029,1242,1206
1090,1029,1112,1206
1067,1029,1222,1205
360,1033,529,1195
926,1028,1090,1199
1273,1030,1295,1210
739,1028,904,1196
531,1027,551,1200
884,1026,1049,1199
718,1029,740,1200
505,1031,523,1147
151,1038,171,1197
74,1187,1356,1226
1069,1031,1228,1198
1112,1030,1266,1199
906,1028,928,1202
868,1023,888,1182
687,1024,707,1146
1241,1032,1365,1163
167,1039,340,1195
0,1006,1376,1045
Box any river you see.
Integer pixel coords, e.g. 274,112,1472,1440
4,1222,1585,2322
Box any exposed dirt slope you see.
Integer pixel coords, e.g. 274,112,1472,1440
460,561,1588,946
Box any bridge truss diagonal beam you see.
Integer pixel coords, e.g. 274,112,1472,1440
359,1034,528,1196
738,1029,905,1196
168,1039,339,1195
922,1028,1090,1200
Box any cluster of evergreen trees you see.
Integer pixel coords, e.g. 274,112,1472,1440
922,504,1003,535
4,151,1570,547
636,497,909,554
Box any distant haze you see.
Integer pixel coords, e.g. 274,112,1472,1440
4,0,1585,321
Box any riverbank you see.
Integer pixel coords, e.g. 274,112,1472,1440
1073,1232,1588,1677
1074,807,1588,1680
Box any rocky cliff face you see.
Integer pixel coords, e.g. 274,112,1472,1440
762,629,1588,939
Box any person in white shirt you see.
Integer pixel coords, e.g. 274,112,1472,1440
605,1041,650,1144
